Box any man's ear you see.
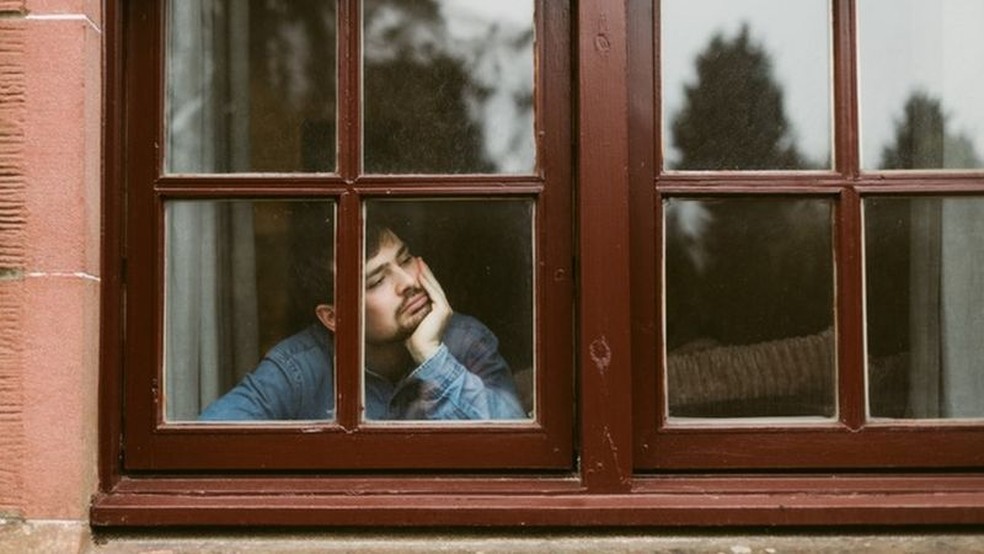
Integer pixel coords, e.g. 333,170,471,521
315,304,336,332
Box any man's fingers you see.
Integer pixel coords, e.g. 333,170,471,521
416,258,449,307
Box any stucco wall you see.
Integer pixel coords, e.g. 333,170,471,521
0,0,102,521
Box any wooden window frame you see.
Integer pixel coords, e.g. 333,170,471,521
632,0,984,471
115,0,573,472
94,0,984,527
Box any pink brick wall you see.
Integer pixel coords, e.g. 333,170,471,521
0,16,27,517
0,0,102,520
0,0,23,13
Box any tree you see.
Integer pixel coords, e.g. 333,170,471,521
251,0,502,174
362,0,493,173
670,24,803,170
880,91,982,170
665,25,831,353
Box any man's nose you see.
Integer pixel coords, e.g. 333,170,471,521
391,264,418,293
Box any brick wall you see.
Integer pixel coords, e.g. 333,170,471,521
0,0,102,520
0,0,27,518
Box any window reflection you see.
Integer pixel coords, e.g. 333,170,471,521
164,200,335,421
362,200,535,421
363,0,535,174
662,0,831,170
865,197,984,419
664,197,835,419
165,1,337,173
859,0,984,170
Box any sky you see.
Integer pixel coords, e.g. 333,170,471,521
662,0,984,169
394,0,984,172
436,0,536,173
439,0,532,39
858,0,984,168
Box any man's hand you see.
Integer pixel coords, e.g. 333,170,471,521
405,258,453,364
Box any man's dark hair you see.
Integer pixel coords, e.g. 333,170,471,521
365,220,395,261
289,204,335,324
291,212,401,322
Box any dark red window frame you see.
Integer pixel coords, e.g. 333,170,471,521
114,0,574,471
95,0,984,527
631,0,984,471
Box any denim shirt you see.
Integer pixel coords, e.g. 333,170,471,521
199,313,526,421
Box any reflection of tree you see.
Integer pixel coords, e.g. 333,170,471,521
880,92,982,170
666,26,831,353
867,95,982,416
670,24,804,170
364,0,530,173
666,199,832,350
249,0,533,173
250,0,338,171
252,2,534,347
364,48,493,173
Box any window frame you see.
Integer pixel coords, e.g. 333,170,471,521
114,0,574,471
632,0,984,471
95,0,984,527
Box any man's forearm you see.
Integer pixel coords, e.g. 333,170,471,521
404,344,525,420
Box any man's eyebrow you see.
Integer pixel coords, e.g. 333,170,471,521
365,260,386,280
365,265,384,280
364,244,408,281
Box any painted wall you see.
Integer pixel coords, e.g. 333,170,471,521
0,0,102,521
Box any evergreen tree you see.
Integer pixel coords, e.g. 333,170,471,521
665,25,831,355
362,0,493,173
880,92,982,169
670,24,803,170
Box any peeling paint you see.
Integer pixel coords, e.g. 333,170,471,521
594,33,611,53
588,336,612,375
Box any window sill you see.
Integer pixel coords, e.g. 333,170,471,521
90,474,984,527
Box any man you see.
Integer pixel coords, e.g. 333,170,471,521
199,222,526,421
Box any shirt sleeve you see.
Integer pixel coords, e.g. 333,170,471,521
395,316,527,420
198,326,334,421
198,357,301,420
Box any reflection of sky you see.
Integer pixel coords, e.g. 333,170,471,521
859,0,984,169
438,1,535,173
440,0,532,39
664,0,984,170
662,0,831,168
362,1,534,173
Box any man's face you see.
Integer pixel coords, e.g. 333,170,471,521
363,230,432,344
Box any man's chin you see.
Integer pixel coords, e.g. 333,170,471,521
365,307,432,345
399,306,431,335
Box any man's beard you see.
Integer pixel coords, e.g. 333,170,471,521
394,289,431,339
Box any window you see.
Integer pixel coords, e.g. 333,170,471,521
115,0,572,471
96,0,984,527
632,0,984,471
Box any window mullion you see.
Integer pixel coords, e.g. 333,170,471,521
577,0,633,492
833,0,859,177
837,187,866,430
832,0,864,429
333,0,361,429
334,191,362,430
338,0,360,180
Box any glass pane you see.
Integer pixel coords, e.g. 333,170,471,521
661,0,832,170
165,200,336,422
865,197,984,419
363,1,535,174
664,198,836,418
165,1,337,173
361,200,534,421
859,0,984,170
